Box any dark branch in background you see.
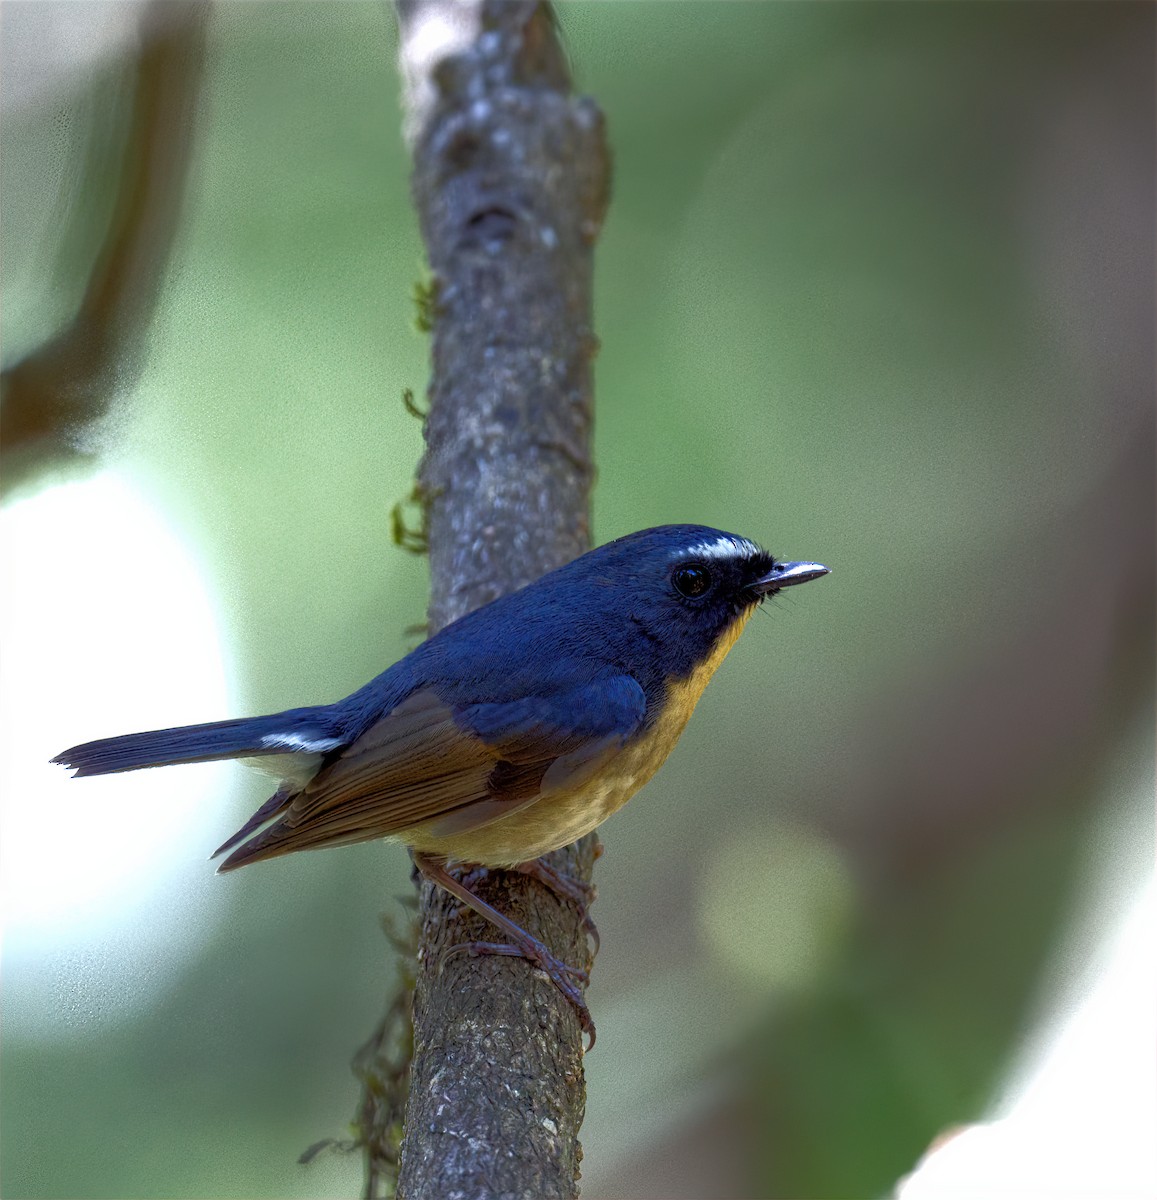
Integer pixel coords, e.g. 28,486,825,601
0,1,207,496
358,3,610,1198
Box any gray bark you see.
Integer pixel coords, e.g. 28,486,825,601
392,3,611,1197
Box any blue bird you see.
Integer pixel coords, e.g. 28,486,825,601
54,524,828,1042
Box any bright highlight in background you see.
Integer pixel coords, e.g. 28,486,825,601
1,472,235,1031
897,873,1157,1200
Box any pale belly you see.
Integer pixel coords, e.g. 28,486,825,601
398,607,754,867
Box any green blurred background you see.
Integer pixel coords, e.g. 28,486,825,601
2,3,1153,1197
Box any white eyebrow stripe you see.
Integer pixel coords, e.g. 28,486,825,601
676,536,761,561
260,733,343,752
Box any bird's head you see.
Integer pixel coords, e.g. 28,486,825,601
563,524,830,684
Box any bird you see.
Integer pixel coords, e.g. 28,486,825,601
54,524,829,1044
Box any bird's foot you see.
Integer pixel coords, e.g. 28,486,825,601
449,857,600,955
510,858,600,955
454,863,491,892
414,852,596,1050
444,938,596,1049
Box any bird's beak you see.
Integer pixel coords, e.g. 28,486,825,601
750,560,831,596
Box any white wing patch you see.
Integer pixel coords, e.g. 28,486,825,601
260,732,343,752
676,535,760,562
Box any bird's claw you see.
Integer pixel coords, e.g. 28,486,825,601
440,938,596,1049
511,858,601,956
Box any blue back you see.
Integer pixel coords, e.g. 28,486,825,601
339,525,772,736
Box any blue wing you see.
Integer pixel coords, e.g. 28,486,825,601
455,674,647,757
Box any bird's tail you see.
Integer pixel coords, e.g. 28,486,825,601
52,707,343,777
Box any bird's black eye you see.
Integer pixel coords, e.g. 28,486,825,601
672,563,713,598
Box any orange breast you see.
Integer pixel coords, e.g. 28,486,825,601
399,606,755,866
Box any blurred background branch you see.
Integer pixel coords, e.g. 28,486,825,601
0,1,207,498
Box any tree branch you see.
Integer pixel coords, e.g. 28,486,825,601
389,2,610,1197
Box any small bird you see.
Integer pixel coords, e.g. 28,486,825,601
54,525,828,1043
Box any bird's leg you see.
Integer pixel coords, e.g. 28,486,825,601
448,855,600,953
413,852,596,1049
509,857,600,956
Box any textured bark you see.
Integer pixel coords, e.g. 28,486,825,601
393,3,611,1197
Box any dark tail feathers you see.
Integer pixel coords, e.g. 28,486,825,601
53,708,344,777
